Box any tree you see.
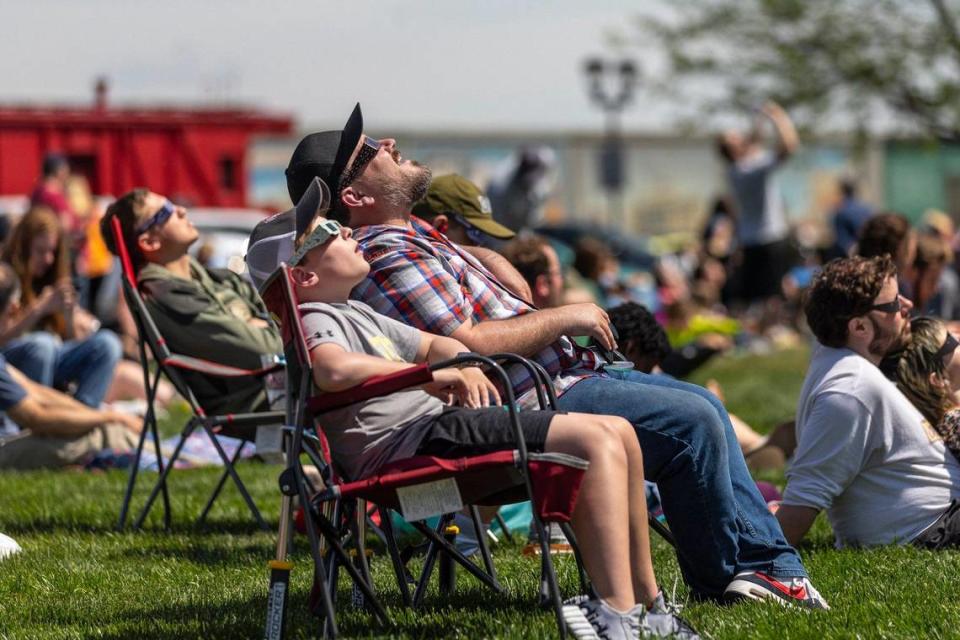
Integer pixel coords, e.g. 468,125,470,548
637,0,960,140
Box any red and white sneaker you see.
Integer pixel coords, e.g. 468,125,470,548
723,572,830,610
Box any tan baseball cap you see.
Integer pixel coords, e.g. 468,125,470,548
412,174,515,240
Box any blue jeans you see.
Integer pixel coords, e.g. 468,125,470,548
2,330,122,407
556,369,806,598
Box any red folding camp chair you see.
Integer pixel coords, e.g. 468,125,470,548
260,264,592,639
110,217,285,531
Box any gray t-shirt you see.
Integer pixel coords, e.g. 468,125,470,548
300,300,443,480
786,344,960,547
728,150,789,246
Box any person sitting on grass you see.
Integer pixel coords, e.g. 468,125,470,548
780,256,960,548
100,189,282,416
285,188,699,640
0,207,122,411
0,261,141,469
895,317,960,470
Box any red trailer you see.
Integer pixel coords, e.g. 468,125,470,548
0,81,293,208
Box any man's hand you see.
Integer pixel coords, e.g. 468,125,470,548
549,303,617,350
107,411,143,435
423,366,499,408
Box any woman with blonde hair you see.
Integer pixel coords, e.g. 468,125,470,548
0,206,121,408
895,316,960,461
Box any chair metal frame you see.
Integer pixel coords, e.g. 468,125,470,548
260,264,593,639
109,216,285,531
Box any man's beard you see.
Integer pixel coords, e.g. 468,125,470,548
381,163,432,211
867,315,909,358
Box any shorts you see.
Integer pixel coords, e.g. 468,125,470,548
913,499,960,550
413,406,561,458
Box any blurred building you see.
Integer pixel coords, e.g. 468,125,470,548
253,128,880,239
0,80,292,208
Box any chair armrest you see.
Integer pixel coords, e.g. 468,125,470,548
163,353,283,378
307,364,433,413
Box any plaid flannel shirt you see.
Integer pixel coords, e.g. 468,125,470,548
351,217,601,401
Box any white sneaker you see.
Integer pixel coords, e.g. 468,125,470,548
562,596,640,640
637,592,701,638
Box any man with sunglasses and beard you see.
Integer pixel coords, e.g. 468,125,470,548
251,104,829,611
102,190,281,417
781,255,960,549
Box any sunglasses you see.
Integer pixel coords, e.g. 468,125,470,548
870,295,902,314
135,200,176,235
338,137,381,192
936,332,959,362
289,219,343,266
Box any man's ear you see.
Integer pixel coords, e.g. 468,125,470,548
848,316,869,340
433,214,449,234
289,265,319,288
340,186,372,209
534,273,550,299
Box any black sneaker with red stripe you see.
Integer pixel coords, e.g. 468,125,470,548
723,572,830,610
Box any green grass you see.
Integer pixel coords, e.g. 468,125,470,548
3,347,960,639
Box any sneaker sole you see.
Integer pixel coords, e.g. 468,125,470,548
723,580,824,610
561,604,599,640
723,582,791,607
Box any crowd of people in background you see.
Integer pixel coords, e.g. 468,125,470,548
7,98,960,638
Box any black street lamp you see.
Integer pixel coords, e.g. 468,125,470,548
584,57,639,228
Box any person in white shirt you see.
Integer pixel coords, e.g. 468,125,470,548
778,255,960,547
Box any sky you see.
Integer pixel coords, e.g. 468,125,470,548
0,0,669,133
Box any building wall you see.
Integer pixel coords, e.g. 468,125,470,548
884,140,960,224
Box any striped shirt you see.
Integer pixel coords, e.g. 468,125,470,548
351,217,600,402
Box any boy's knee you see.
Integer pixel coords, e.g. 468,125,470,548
590,417,629,465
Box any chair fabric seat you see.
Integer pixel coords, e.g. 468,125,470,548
328,450,588,523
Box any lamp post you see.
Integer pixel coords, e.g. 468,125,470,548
584,57,638,228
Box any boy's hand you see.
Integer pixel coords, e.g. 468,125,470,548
460,366,500,408
423,367,500,408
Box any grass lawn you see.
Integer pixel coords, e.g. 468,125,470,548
3,346,960,639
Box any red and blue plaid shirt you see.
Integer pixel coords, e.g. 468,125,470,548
351,217,600,399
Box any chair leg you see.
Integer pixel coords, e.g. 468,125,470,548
202,424,267,530
411,518,504,596
310,503,390,627
494,512,514,544
134,419,194,530
325,500,346,608
533,516,567,640
469,506,498,583
352,500,375,608
411,517,445,608
648,512,676,548
116,410,152,531
295,478,338,638
379,507,413,608
559,521,594,598
197,441,247,527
